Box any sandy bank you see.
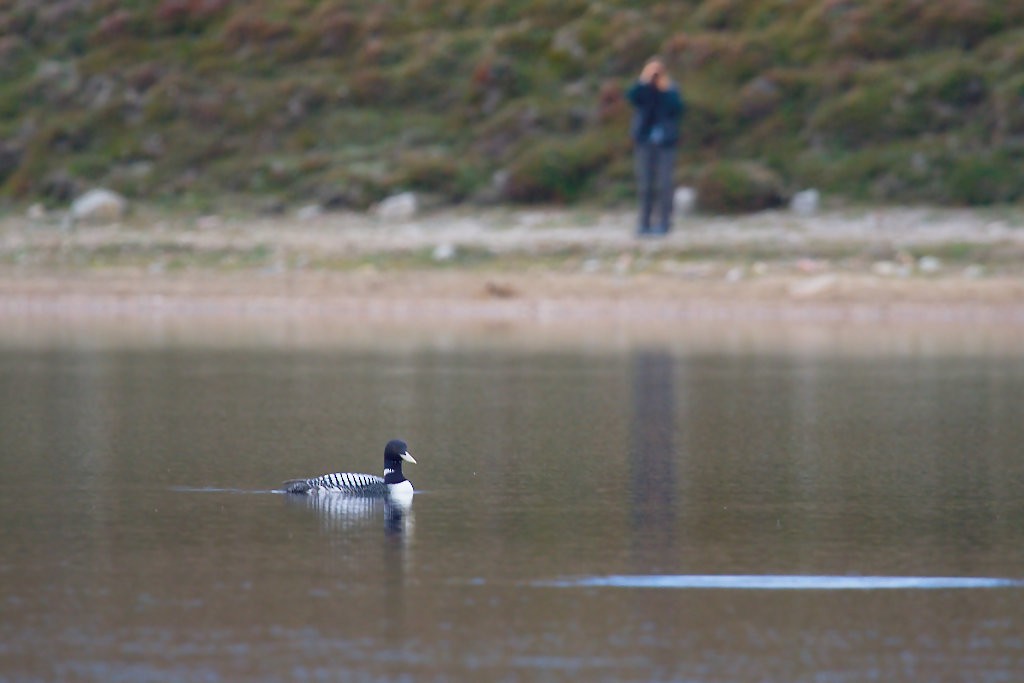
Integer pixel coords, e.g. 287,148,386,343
2,206,1024,326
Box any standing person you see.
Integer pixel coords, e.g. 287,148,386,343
627,58,685,236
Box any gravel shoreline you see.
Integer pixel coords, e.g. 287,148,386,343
2,205,1024,327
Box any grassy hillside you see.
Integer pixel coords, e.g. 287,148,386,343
2,0,1024,213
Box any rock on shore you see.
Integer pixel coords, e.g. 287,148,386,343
70,189,127,224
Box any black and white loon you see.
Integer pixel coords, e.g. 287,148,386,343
282,439,416,505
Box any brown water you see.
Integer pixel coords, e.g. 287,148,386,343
2,321,1023,682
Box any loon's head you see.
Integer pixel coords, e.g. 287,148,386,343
383,439,416,475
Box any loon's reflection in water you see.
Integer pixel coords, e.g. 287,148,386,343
383,497,414,537
282,491,416,629
283,491,415,538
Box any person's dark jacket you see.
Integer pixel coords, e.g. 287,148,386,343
627,81,685,147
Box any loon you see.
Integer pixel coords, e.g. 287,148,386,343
282,439,417,505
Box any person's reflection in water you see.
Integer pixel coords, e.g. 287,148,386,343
629,349,678,563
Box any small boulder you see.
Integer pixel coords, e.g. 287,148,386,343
432,243,456,262
374,191,418,220
673,186,697,216
789,273,838,298
70,188,127,223
295,204,323,221
790,189,820,216
918,256,942,274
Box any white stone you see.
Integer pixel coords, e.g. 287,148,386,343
432,243,456,262
790,188,820,216
872,262,913,280
492,170,510,190
789,273,837,298
295,204,323,221
872,261,898,276
70,188,127,223
796,258,827,273
673,186,697,215
374,192,418,220
196,215,223,231
918,256,942,273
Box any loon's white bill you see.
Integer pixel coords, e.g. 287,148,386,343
400,451,417,464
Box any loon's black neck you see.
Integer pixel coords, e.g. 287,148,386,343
383,460,407,485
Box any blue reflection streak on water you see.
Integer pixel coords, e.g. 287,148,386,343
539,575,1024,590
168,486,276,494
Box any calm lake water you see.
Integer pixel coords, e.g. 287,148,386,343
1,319,1023,682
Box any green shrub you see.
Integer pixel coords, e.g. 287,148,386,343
0,142,21,188
807,80,898,148
677,82,742,149
689,0,804,32
503,132,616,203
909,0,1022,50
0,36,32,78
927,60,989,107
794,144,933,202
995,74,1024,135
663,32,776,83
4,0,1024,208
304,11,361,57
945,153,1024,205
222,11,292,51
390,153,483,201
153,0,230,36
696,160,784,213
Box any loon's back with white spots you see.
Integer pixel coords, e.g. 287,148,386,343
282,439,417,500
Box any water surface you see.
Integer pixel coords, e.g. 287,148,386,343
1,320,1023,682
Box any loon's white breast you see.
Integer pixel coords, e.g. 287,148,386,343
386,479,414,509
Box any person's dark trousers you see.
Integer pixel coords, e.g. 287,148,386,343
634,142,676,235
